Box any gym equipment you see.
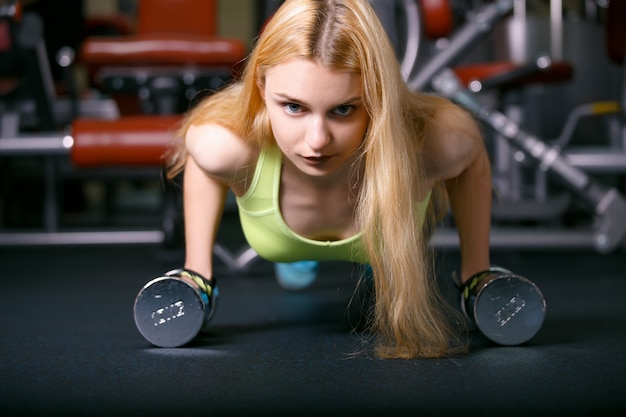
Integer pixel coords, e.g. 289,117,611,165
79,0,247,115
405,0,626,253
460,267,546,346
0,115,261,271
134,269,218,348
0,116,178,244
0,1,119,132
431,68,626,253
408,0,516,92
0,0,254,268
372,0,626,252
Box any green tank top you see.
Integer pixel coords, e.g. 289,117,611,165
235,145,429,264
235,145,366,263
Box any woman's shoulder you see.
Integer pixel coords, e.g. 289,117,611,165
186,122,259,184
420,99,482,182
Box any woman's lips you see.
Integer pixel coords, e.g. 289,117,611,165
302,155,332,165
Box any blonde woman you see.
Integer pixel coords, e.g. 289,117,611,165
167,0,492,359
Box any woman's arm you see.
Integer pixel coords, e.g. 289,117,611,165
424,103,492,282
183,123,255,279
444,138,492,283
183,155,228,279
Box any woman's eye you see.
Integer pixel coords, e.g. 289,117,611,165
283,103,302,114
334,105,354,117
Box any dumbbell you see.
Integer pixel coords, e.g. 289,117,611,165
460,267,546,346
134,269,218,347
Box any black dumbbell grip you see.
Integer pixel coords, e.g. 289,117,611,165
166,268,217,298
459,266,511,299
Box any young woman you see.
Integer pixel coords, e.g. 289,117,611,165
166,0,492,359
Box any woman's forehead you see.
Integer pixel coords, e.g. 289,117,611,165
264,58,362,99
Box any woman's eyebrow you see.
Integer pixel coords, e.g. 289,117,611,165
273,93,304,103
273,92,363,106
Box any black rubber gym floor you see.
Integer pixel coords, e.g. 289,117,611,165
1,234,625,416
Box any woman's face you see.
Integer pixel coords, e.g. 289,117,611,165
260,58,369,179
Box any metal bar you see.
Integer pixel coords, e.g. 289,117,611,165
564,149,626,173
430,227,602,250
408,0,514,91
0,226,612,251
551,0,563,60
1,112,20,137
513,0,525,18
0,230,165,246
43,156,58,233
0,135,72,155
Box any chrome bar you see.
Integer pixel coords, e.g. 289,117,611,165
0,226,617,252
408,0,514,91
564,149,626,173
551,0,563,60
430,227,607,250
0,135,72,155
0,230,165,246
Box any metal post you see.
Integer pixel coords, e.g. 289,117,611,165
408,0,514,91
551,0,563,61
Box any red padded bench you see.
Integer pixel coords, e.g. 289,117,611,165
79,0,247,115
71,115,181,168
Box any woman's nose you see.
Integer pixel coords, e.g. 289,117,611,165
304,116,331,151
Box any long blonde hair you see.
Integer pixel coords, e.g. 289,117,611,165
168,0,466,359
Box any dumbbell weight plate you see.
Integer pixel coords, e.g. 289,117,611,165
467,272,546,346
134,276,206,348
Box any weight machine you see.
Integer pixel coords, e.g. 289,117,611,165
399,0,626,253
0,115,258,271
0,0,254,271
